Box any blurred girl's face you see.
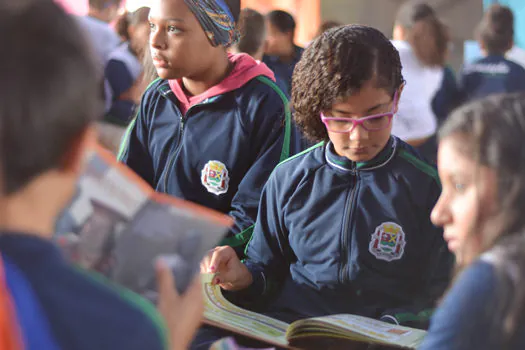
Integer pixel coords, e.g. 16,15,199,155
431,135,498,262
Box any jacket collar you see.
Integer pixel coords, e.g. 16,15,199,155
325,137,397,173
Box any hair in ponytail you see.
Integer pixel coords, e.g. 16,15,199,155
476,4,514,55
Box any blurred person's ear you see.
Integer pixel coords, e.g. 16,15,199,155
394,83,406,114
505,40,514,54
479,39,487,56
393,24,405,41
286,30,294,44
60,126,98,176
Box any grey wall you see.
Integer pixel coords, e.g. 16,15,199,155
320,0,484,71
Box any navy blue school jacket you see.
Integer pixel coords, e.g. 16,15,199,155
263,45,304,97
0,233,166,350
242,138,454,328
459,55,525,103
119,71,296,250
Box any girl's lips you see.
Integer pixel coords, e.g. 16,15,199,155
152,56,169,68
151,51,169,67
351,147,369,154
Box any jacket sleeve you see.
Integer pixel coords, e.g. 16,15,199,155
118,85,156,188
220,78,293,252
380,180,454,329
418,261,502,350
431,66,460,125
509,66,525,92
228,169,294,304
456,67,471,106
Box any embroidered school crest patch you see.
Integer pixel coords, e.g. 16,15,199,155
369,222,406,262
201,160,229,195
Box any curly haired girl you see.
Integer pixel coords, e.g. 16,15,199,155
198,24,454,349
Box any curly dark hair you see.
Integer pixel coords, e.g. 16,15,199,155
291,25,404,142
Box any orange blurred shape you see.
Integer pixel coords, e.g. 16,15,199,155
0,257,23,350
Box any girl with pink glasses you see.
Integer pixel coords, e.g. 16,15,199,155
197,25,453,349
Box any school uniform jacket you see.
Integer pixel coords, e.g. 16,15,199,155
243,138,454,328
119,54,296,249
459,55,525,103
0,233,166,350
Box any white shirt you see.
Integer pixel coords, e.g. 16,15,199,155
391,41,444,141
507,46,525,69
76,15,121,67
76,16,121,113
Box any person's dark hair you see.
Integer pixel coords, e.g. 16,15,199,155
0,0,101,194
476,4,514,55
89,0,122,10
292,25,404,143
439,92,525,347
395,1,449,66
317,20,342,37
115,6,150,41
224,0,241,24
234,8,265,56
267,10,296,35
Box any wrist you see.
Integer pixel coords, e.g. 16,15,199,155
236,263,253,290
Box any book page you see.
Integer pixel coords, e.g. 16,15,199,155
54,145,232,297
202,274,290,348
289,314,426,349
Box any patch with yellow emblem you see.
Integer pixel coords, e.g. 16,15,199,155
201,160,230,196
369,222,406,262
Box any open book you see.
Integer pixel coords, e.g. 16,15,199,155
202,274,427,349
54,144,232,296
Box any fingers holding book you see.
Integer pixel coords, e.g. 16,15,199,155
156,260,204,350
200,246,253,291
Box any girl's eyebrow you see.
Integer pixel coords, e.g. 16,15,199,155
332,102,390,115
148,16,185,23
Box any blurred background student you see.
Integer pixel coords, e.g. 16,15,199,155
77,0,122,66
421,93,525,350
316,19,342,38
231,7,310,153
458,4,525,104
101,6,150,154
230,8,266,61
263,10,303,97
392,1,457,163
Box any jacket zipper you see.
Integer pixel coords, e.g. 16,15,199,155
340,165,358,284
157,91,217,191
160,100,203,191
162,114,184,191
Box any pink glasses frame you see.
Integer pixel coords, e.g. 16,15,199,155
320,91,399,133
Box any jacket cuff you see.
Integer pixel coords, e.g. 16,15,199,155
222,261,266,305
380,308,434,329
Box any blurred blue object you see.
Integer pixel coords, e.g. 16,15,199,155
464,41,483,64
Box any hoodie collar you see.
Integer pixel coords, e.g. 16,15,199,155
325,137,397,173
168,53,275,114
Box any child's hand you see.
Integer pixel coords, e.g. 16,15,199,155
200,246,253,291
156,262,203,350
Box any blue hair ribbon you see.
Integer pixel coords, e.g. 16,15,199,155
184,0,240,48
